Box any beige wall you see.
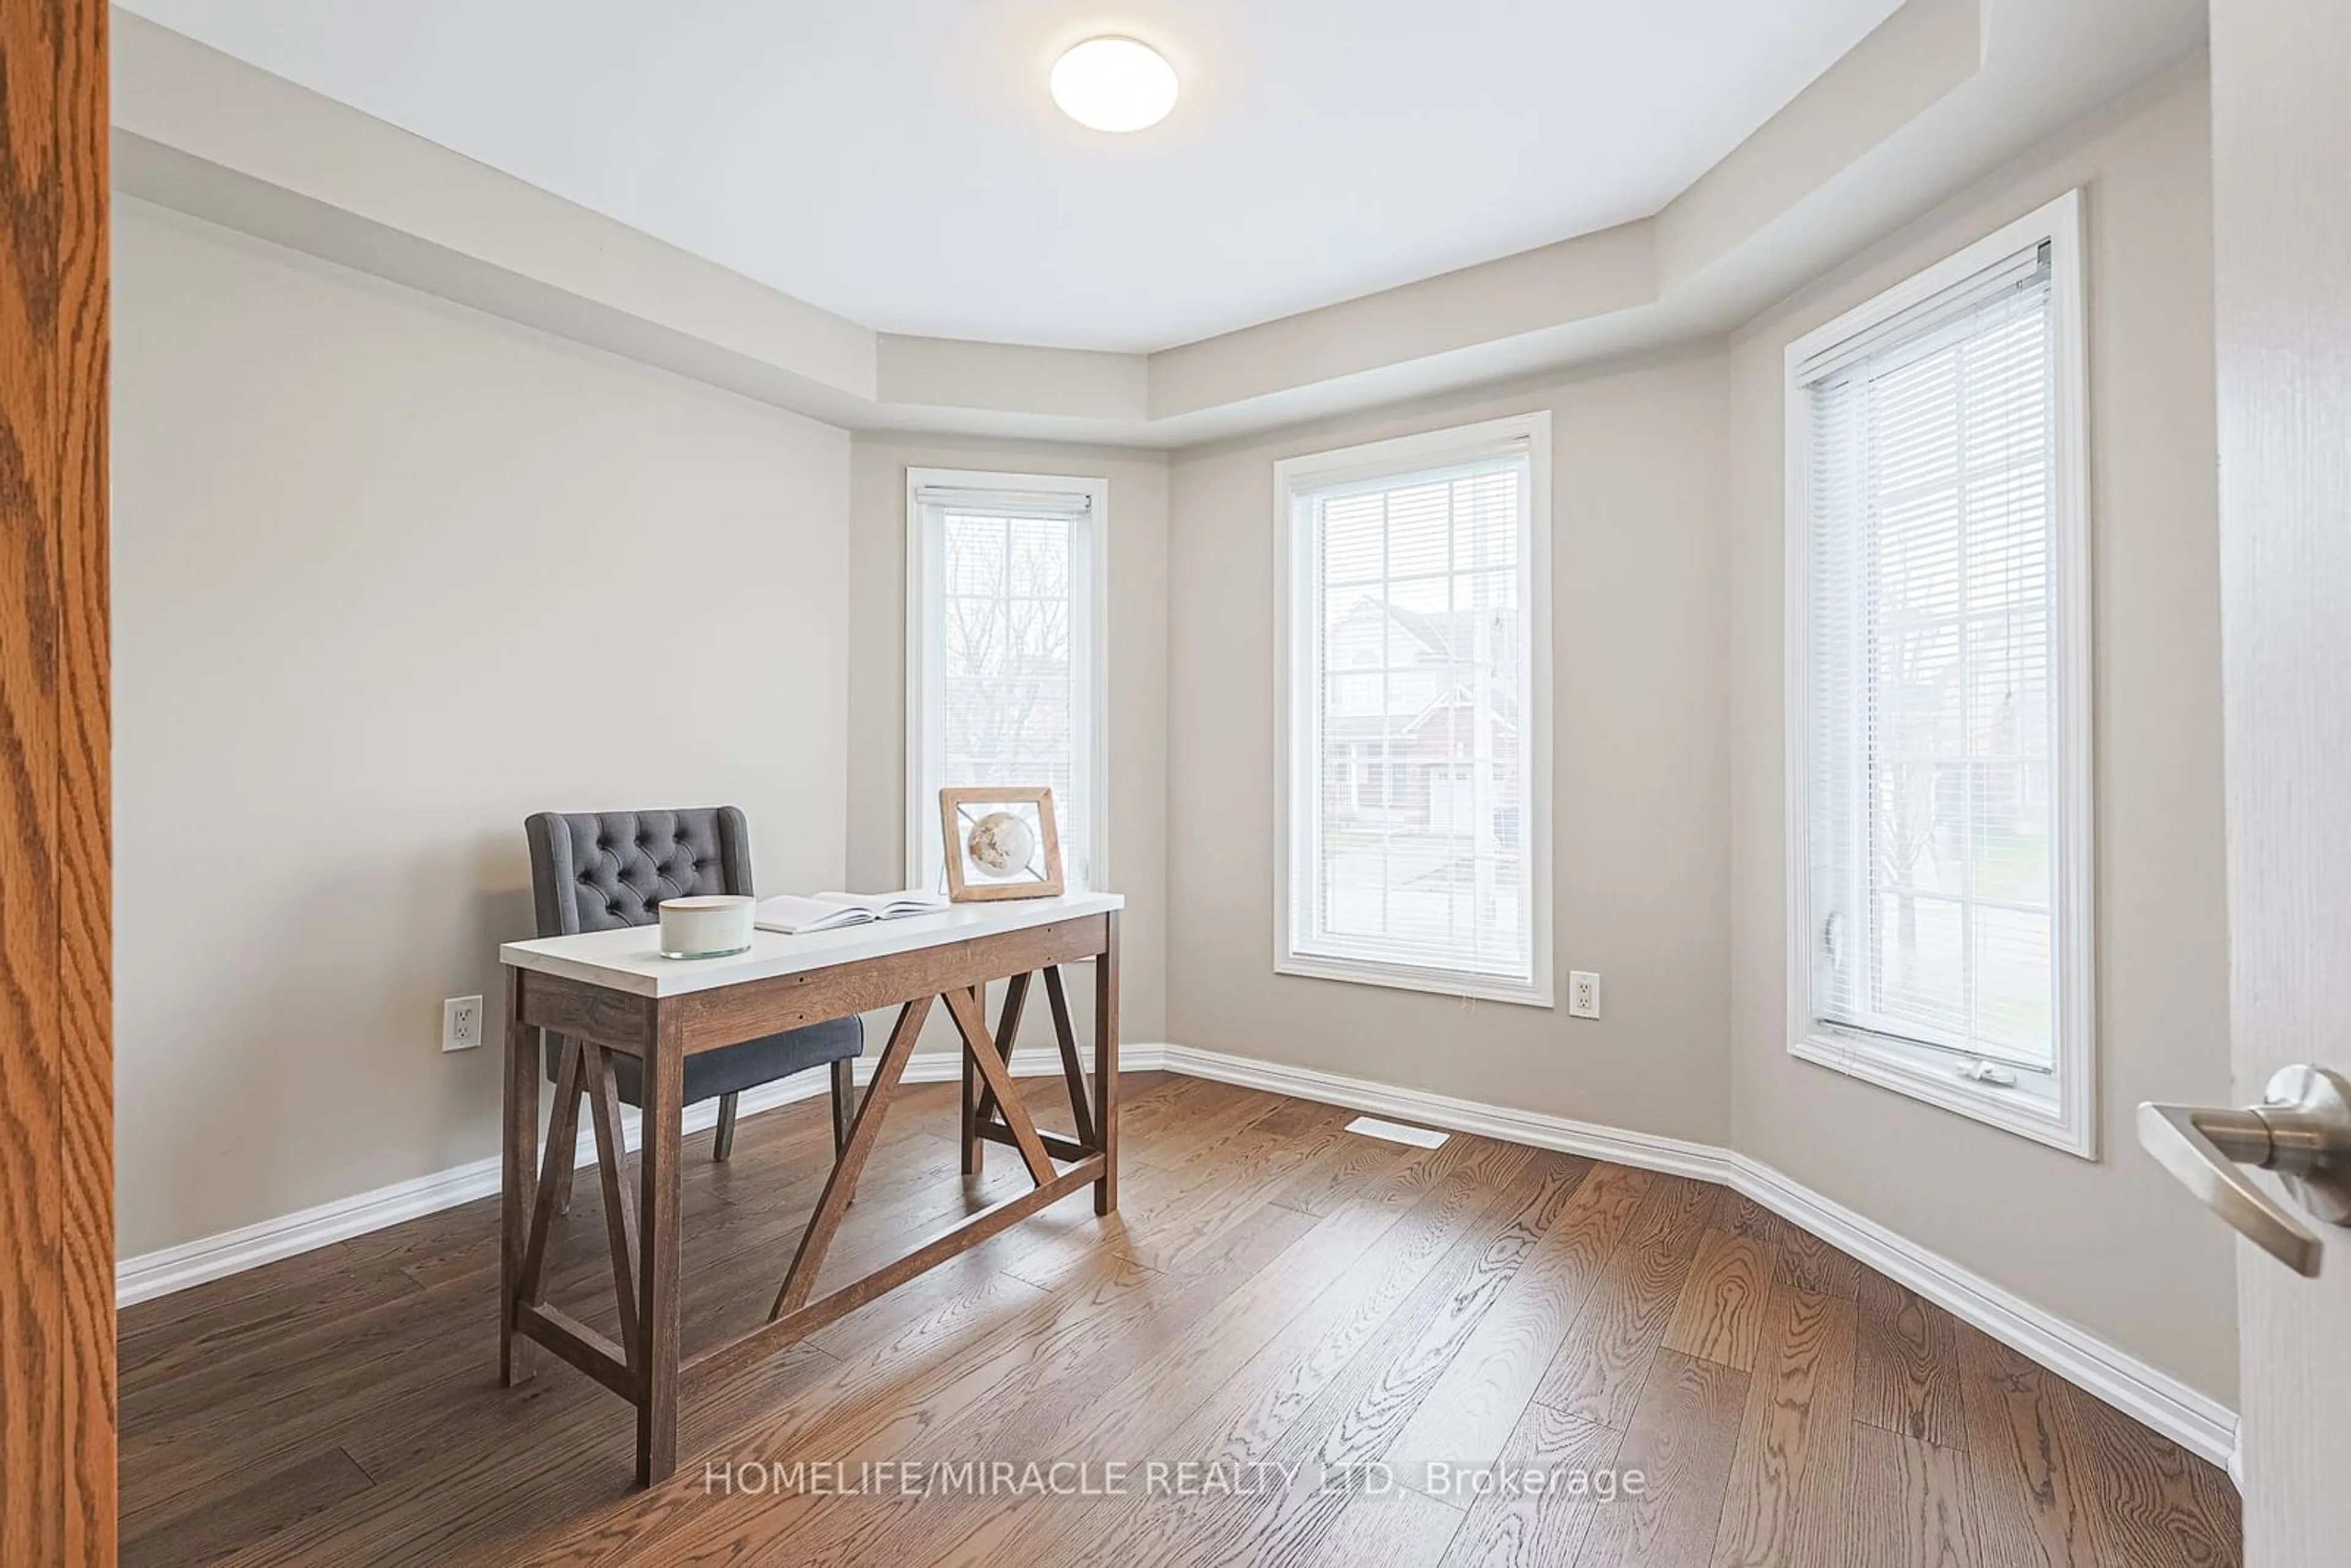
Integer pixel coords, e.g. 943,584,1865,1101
1727,67,2237,1402
113,201,853,1257
845,434,1171,1051
1165,355,1734,1143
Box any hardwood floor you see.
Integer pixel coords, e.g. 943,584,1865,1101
117,1075,2241,1566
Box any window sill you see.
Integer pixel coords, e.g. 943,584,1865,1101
1790,1029,2094,1159
1277,951,1553,1009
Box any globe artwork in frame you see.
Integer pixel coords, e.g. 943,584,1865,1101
939,786,1065,902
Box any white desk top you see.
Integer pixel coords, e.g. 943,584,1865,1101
500,890,1123,999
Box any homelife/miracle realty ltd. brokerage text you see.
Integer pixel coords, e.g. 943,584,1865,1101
702,1458,1651,1504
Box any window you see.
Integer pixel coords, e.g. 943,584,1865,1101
1275,413,1553,1005
906,469,1105,893
1785,190,2093,1155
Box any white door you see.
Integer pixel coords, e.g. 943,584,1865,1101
2198,1,2351,1560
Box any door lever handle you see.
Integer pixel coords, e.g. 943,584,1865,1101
2137,1065,2351,1278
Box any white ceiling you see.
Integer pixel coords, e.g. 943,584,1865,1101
118,0,1910,353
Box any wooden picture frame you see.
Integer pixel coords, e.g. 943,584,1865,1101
939,786,1065,901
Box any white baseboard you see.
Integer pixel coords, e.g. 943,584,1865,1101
1157,1042,2240,1472
115,1035,2236,1476
1720,1150,2238,1473
114,1044,1168,1310
1158,1043,1727,1181
117,1147,517,1311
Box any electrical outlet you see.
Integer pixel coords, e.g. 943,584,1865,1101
443,995,484,1052
1567,971,1600,1020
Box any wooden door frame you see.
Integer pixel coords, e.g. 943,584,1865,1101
1,0,114,1563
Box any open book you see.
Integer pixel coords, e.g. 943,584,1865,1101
752,889,948,935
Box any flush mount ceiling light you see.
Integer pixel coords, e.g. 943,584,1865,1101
1050,37,1179,133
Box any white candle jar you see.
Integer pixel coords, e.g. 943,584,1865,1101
657,895,755,959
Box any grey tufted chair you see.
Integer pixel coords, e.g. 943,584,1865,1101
524,808,863,1171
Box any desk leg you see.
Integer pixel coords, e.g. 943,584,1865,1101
959,997,981,1177
1093,912,1120,1215
499,970,538,1386
636,1013,683,1485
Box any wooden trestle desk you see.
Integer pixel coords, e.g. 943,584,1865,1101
497,891,1122,1484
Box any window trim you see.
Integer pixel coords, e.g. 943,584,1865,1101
1272,412,1555,1008
1782,188,2096,1158
904,467,1110,895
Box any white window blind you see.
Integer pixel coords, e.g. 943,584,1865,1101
1278,417,1550,1004
1801,240,2064,1073
907,473,1101,893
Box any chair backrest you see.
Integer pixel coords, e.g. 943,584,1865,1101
524,808,755,937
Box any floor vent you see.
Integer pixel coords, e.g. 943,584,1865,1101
1344,1115,1449,1149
